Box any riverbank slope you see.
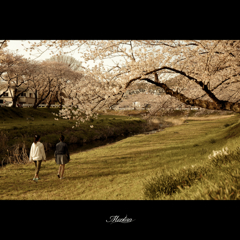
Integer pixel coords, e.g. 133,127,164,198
0,107,151,166
0,113,239,200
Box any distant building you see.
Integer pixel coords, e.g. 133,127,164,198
133,102,141,109
0,85,39,105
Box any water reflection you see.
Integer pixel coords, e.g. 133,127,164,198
45,128,164,160
45,133,132,160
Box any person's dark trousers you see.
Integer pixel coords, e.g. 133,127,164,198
34,160,42,176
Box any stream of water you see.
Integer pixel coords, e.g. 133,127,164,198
45,128,164,160
0,118,166,167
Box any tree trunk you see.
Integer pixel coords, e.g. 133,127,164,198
46,92,53,108
126,75,240,113
59,100,63,110
47,100,51,108
0,86,10,98
33,101,43,109
12,97,17,108
12,88,18,108
33,90,38,109
33,89,52,109
55,91,63,110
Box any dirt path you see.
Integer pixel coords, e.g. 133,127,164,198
158,114,236,127
185,114,236,121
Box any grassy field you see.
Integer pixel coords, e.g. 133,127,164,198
1,111,240,200
0,107,149,165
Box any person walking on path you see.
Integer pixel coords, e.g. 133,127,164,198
29,134,46,182
54,135,70,179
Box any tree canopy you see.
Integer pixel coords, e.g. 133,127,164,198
16,40,240,124
0,46,81,108
46,55,83,72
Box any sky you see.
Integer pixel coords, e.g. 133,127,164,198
6,40,54,60
4,40,176,81
4,40,114,69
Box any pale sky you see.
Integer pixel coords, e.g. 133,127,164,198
6,40,54,60
5,40,115,69
5,40,176,80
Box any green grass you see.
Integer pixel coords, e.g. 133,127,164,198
0,111,240,200
143,147,240,200
0,107,147,156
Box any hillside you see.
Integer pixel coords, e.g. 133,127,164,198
113,78,192,110
115,75,240,112
1,113,240,200
117,92,166,109
0,107,150,166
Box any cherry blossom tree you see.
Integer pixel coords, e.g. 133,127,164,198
0,40,9,51
45,60,82,109
24,61,48,108
25,40,240,125
46,55,83,72
0,50,25,99
28,61,66,108
0,51,35,107
25,59,82,109
53,70,82,110
44,57,83,109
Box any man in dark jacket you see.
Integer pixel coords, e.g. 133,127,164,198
54,135,70,179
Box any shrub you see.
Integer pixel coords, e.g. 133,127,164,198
143,165,211,200
206,178,240,200
5,143,29,165
0,131,8,166
209,139,216,144
208,147,240,167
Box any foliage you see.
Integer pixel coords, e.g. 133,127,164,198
0,107,147,167
0,131,8,166
143,165,211,199
21,40,240,125
143,145,240,200
46,55,83,72
0,49,83,109
0,113,239,199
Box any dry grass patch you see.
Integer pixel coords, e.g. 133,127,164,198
0,113,239,200
186,115,236,121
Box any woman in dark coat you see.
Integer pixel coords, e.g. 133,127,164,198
54,135,70,179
